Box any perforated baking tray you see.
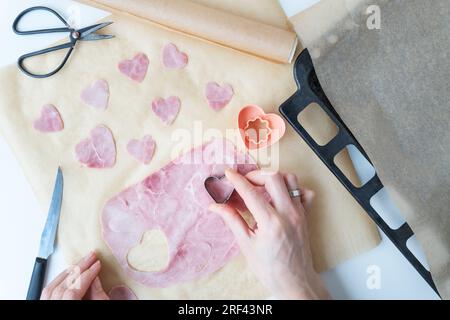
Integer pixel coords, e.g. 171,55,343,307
279,49,439,295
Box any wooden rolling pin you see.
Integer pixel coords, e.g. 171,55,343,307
90,0,298,63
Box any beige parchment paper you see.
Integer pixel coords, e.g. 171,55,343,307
0,0,380,299
291,0,449,298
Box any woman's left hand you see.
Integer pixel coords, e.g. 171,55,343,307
40,251,110,300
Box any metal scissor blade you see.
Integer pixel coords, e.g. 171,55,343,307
37,168,63,259
81,34,115,41
79,22,114,39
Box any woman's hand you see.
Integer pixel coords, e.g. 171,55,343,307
210,169,330,300
41,252,110,300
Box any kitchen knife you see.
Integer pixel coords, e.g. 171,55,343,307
26,167,63,300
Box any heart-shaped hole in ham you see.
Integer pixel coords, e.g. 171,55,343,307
204,176,235,204
127,229,169,273
118,53,149,83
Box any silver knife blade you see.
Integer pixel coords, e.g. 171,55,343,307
38,168,63,259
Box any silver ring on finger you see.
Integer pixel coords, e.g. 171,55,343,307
289,189,302,198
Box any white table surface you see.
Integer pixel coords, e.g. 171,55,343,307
0,0,440,300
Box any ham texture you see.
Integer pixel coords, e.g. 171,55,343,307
75,125,116,169
33,104,64,133
151,96,181,125
109,285,138,300
162,43,188,69
81,79,109,110
118,53,149,83
127,135,156,165
102,138,257,287
205,82,234,111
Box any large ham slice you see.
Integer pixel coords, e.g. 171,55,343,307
75,125,116,169
102,138,257,287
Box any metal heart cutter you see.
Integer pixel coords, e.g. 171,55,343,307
204,175,235,204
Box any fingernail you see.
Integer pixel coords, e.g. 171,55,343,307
84,251,96,261
92,260,101,270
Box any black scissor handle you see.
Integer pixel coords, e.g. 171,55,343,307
13,6,71,35
18,42,75,79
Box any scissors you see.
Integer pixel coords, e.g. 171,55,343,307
12,6,114,79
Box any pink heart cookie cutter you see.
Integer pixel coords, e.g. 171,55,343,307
238,105,286,150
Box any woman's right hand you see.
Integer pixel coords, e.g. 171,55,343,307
210,169,330,300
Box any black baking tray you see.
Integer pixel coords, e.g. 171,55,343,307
279,49,439,296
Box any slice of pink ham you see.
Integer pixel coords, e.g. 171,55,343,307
109,285,138,300
33,104,64,133
162,43,188,69
118,53,149,83
127,135,156,165
75,125,116,169
151,96,181,125
205,82,234,111
102,138,257,287
81,79,109,110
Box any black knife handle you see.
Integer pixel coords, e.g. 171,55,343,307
26,257,48,300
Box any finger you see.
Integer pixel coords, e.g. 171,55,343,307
85,277,110,300
300,187,315,212
225,169,272,224
209,203,253,242
74,251,98,273
40,267,72,300
283,173,302,208
245,170,293,213
63,260,102,300
43,251,97,299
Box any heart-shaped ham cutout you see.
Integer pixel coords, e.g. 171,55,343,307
162,43,188,69
75,125,116,169
127,135,156,165
33,104,64,133
81,79,109,110
118,53,149,83
205,82,234,111
204,176,235,204
238,105,286,150
151,96,181,125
